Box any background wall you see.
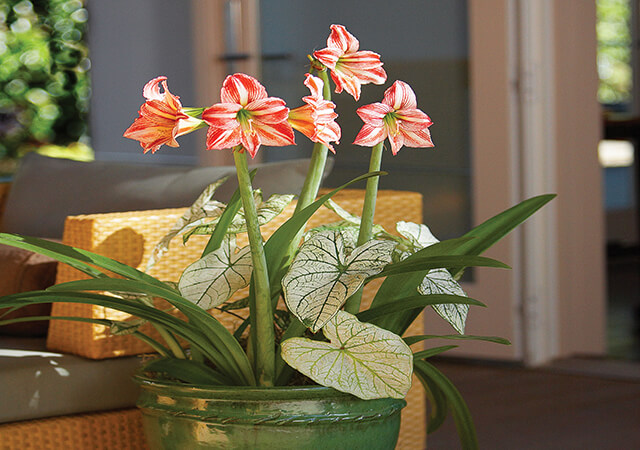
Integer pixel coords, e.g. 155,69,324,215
86,0,199,165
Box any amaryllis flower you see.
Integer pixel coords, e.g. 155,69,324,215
313,24,386,101
123,76,202,154
288,74,341,153
353,80,434,155
202,73,295,158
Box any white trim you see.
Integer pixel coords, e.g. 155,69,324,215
514,0,560,366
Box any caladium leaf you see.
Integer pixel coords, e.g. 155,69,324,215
281,311,413,400
419,268,469,334
282,229,395,332
178,236,252,310
397,221,470,334
186,193,295,237
325,199,388,237
146,178,228,271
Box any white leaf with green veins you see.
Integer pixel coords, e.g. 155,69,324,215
281,311,413,400
282,229,395,332
396,221,439,249
325,199,388,237
145,178,228,271
185,193,295,238
228,193,295,234
418,268,469,334
178,236,252,309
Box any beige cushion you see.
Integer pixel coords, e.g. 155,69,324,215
1,153,330,238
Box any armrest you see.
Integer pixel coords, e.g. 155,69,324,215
0,182,10,226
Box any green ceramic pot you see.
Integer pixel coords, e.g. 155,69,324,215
134,374,406,450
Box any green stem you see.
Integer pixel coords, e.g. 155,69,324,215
234,148,275,386
294,69,332,213
344,141,384,314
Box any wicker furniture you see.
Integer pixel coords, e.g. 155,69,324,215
0,187,427,449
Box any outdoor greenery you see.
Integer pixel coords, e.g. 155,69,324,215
0,0,91,163
597,0,633,107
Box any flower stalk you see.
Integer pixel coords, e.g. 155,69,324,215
343,141,384,314
233,147,275,386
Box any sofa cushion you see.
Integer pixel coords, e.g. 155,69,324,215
0,336,141,423
1,153,332,239
0,244,57,337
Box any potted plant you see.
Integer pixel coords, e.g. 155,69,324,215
0,25,553,449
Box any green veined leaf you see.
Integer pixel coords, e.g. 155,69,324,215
282,230,395,332
281,311,413,400
145,177,228,271
178,236,252,309
414,360,478,449
396,221,439,249
419,268,469,334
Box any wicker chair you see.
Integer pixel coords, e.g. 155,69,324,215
0,184,427,449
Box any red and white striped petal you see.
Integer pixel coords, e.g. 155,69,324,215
331,70,362,101
254,121,296,148
202,103,242,129
353,123,387,147
220,73,268,106
246,97,290,124
400,127,434,149
388,131,405,156
313,120,341,153
395,108,433,131
303,73,324,100
206,125,241,150
240,130,262,158
356,103,391,127
339,50,386,70
326,24,360,54
382,80,417,110
312,47,341,70
142,76,167,101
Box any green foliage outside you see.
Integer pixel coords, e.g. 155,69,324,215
597,0,633,107
0,0,92,167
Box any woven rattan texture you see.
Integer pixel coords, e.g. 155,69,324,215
0,408,147,450
46,189,425,448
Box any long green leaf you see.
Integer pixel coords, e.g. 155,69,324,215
356,294,485,323
416,367,449,434
0,233,168,288
0,290,238,382
372,255,510,279
414,360,478,449
0,314,173,357
48,278,255,385
370,195,555,335
413,345,458,360
404,334,511,346
142,358,229,385
201,169,257,257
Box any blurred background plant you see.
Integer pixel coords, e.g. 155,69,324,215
0,0,93,174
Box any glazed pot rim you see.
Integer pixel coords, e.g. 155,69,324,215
133,371,408,406
133,371,364,399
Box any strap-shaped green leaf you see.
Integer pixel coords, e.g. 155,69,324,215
145,178,228,271
179,236,252,309
142,357,229,386
414,360,479,449
282,230,395,332
281,311,413,400
404,334,511,346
